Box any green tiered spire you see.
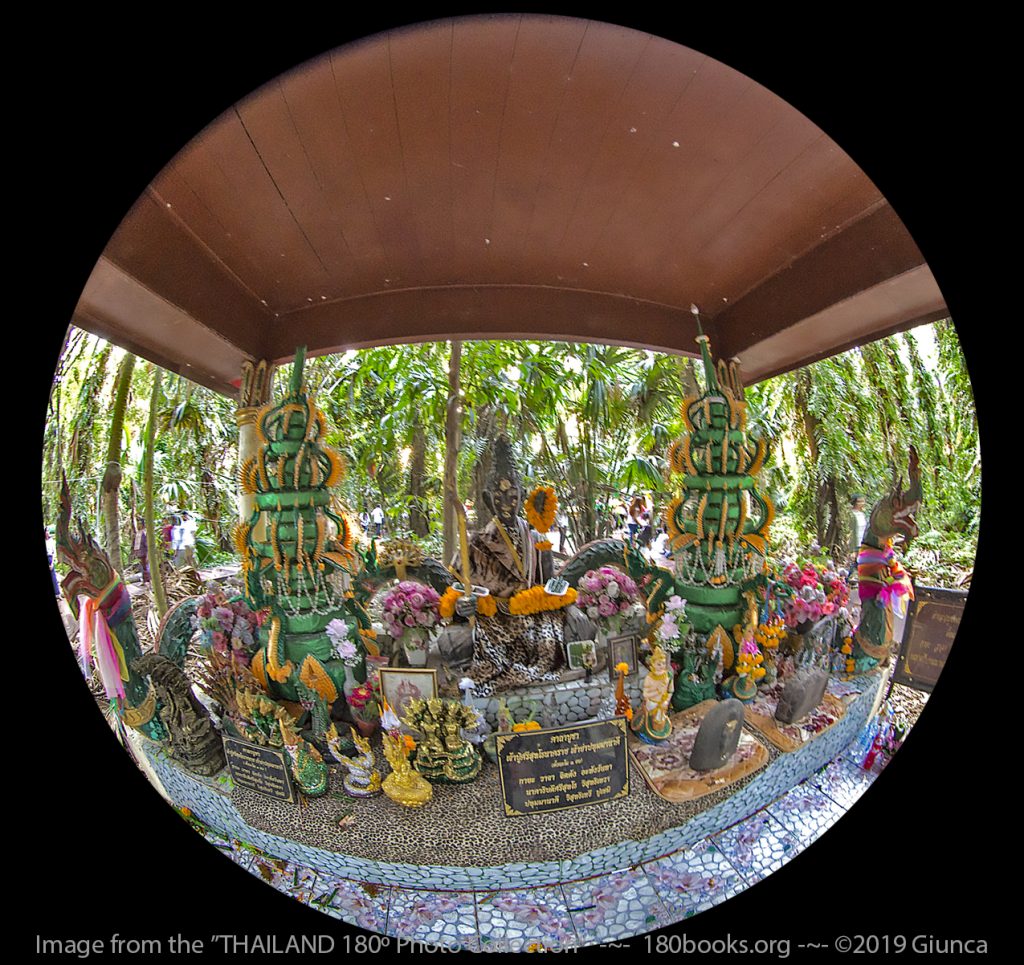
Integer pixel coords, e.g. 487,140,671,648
664,312,774,702
237,347,371,706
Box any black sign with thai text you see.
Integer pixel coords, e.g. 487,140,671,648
893,585,966,693
496,718,629,817
223,736,296,803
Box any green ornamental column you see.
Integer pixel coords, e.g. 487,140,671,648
237,347,373,708
664,319,773,708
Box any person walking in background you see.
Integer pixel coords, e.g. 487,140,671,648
180,511,198,567
371,504,384,538
133,518,149,584
45,525,60,598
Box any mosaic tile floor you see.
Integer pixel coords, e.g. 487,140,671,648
204,750,880,950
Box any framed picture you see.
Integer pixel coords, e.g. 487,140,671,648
378,667,439,722
566,638,602,672
607,634,639,680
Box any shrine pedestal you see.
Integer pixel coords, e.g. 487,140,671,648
143,674,882,897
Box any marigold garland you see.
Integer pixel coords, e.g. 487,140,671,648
508,585,576,615
439,586,497,619
525,485,557,533
534,540,553,551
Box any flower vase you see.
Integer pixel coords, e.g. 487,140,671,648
403,635,429,667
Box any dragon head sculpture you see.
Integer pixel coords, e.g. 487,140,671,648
55,474,116,615
867,446,923,545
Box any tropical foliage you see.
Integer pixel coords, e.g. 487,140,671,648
44,320,979,589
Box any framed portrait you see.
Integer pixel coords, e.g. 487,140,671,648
607,634,639,680
566,638,602,673
378,667,438,722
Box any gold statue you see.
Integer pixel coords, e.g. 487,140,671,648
402,696,482,783
379,698,433,807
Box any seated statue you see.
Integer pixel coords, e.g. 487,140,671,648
438,437,595,695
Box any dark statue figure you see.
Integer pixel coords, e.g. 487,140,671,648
689,698,745,771
774,669,829,725
133,653,226,776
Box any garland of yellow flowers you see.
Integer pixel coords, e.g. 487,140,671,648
438,584,575,618
439,586,498,619
525,485,557,533
508,585,577,615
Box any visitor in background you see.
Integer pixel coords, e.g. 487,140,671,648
849,494,867,564
170,514,184,565
162,515,175,559
556,509,568,554
133,519,149,584
180,511,198,567
359,507,370,532
45,525,59,598
371,504,385,537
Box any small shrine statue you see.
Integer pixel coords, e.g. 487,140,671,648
328,725,382,797
403,697,483,783
851,447,921,673
380,700,433,808
632,646,673,743
437,436,596,695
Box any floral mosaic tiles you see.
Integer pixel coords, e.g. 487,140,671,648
385,888,480,950
312,875,390,933
561,867,670,945
808,756,878,809
475,886,579,951
765,782,848,844
642,838,747,920
712,811,802,884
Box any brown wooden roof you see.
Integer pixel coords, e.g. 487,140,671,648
71,15,946,396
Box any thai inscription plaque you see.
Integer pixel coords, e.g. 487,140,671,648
496,718,629,817
893,585,966,693
223,736,296,803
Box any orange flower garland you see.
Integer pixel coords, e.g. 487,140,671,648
534,539,553,551
525,485,557,533
508,585,577,615
439,586,497,619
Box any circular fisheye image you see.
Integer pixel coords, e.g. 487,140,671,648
41,15,979,952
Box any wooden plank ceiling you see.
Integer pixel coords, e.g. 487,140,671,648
72,14,946,397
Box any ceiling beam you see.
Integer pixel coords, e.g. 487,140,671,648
264,286,706,363
710,203,940,367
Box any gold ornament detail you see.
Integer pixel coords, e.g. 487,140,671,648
707,624,735,670
121,681,158,728
299,655,339,703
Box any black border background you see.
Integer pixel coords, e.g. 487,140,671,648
24,7,994,958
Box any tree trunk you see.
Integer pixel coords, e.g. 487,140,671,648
408,423,429,536
144,366,168,617
100,352,136,570
442,340,462,562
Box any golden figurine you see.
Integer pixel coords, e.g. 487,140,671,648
402,696,482,783
632,646,673,744
379,698,433,807
326,724,382,798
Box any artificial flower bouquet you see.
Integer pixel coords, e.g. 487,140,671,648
380,581,442,648
780,558,850,629
193,591,263,667
346,681,380,724
652,594,691,653
577,566,643,634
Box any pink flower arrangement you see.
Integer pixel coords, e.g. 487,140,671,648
577,567,642,632
781,560,850,628
380,581,442,646
193,591,262,667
